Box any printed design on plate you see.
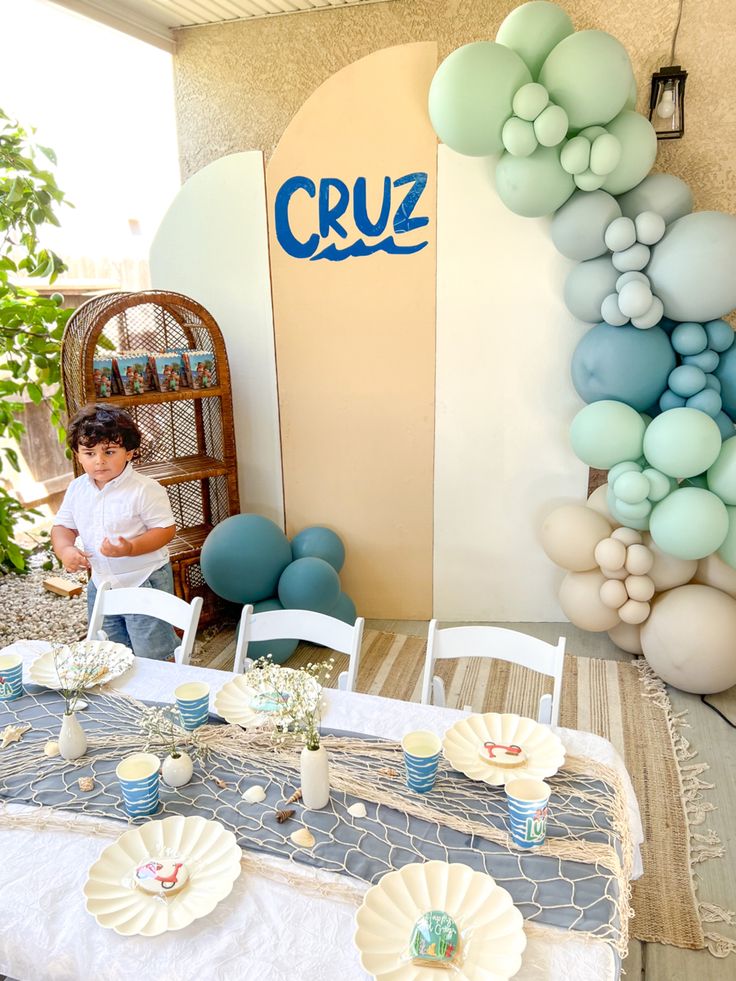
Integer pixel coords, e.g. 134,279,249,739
134,857,189,895
410,909,459,967
479,741,528,767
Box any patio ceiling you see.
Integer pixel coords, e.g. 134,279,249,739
49,0,398,52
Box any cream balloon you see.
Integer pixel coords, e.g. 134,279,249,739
641,584,736,693
600,578,628,609
625,574,655,602
611,527,642,546
586,483,618,523
625,543,654,576
608,620,643,654
642,533,697,591
694,552,736,599
618,599,650,625
594,537,626,571
600,564,628,581
540,505,612,571
559,570,622,631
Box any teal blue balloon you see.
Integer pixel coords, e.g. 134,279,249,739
671,322,708,356
330,591,357,625
617,173,693,226
707,437,736,505
278,556,341,614
291,525,346,572
643,407,722,478
718,506,736,568
539,31,633,130
495,144,574,217
429,42,531,156
715,412,736,441
687,388,722,418
684,350,720,373
650,488,729,560
715,343,736,418
201,514,292,604
242,598,298,664
551,189,621,261
570,400,645,469
647,212,736,322
705,319,735,353
600,111,658,196
496,1,574,79
668,365,706,398
564,255,618,322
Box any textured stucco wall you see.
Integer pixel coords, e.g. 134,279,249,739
173,0,736,213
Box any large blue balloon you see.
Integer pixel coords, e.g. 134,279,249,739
240,598,298,665
616,173,693,226
330,592,358,625
201,514,292,604
291,526,346,572
278,557,341,614
571,322,675,411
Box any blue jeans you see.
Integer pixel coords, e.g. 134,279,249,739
87,564,180,661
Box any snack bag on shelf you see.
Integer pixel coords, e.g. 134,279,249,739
149,353,184,393
113,354,154,396
182,350,217,390
92,358,117,398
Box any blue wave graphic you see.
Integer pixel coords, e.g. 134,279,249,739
310,236,428,262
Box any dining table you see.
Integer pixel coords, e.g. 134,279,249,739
0,639,644,981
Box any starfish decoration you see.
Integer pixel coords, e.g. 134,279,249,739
1,723,31,749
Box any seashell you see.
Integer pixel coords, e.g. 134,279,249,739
243,785,267,804
44,740,60,757
290,827,316,849
78,776,95,792
0,724,30,749
347,802,367,818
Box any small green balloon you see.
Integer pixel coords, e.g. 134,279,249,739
601,111,658,196
570,400,646,469
513,81,549,121
643,468,674,502
502,116,537,157
429,41,532,156
560,136,591,175
614,470,650,504
496,1,575,79
650,488,729,560
534,104,568,147
718,506,736,568
643,408,722,479
707,436,736,505
539,30,633,130
495,143,574,217
589,133,621,176
575,169,606,192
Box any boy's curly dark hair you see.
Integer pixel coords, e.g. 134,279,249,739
67,404,142,452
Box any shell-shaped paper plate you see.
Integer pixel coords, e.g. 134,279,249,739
214,669,321,728
443,713,565,786
83,815,242,936
30,640,134,690
354,860,526,980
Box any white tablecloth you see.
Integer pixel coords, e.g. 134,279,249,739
0,641,644,981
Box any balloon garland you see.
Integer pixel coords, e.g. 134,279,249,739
428,1,736,693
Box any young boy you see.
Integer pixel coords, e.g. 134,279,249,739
51,404,179,660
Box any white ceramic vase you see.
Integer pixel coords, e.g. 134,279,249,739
59,711,87,761
162,751,194,788
300,744,330,809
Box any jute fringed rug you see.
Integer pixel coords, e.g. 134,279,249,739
194,626,732,953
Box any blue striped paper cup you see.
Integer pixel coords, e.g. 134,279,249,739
401,730,442,793
116,753,161,819
505,778,551,849
175,682,210,731
0,653,24,701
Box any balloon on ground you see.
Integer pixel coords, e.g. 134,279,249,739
201,514,292,605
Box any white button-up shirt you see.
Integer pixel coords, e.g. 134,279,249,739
53,464,175,588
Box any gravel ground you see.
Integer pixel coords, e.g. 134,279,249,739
0,569,89,649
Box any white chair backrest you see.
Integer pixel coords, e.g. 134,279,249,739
233,606,365,691
86,580,203,665
421,621,566,726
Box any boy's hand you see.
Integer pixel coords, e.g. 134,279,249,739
100,536,134,557
60,545,91,572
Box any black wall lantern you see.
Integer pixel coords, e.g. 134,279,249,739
649,66,688,140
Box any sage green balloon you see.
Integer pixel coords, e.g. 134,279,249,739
428,42,531,156
496,1,574,79
707,436,736,505
560,136,591,175
643,408,722,479
513,82,549,121
495,144,574,217
719,507,736,568
564,254,619,322
625,77,638,110
539,31,633,130
570,400,646,469
502,116,537,157
650,488,729,560
534,104,568,146
601,111,658,195
590,133,622,176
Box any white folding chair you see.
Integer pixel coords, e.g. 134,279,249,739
420,621,566,726
233,605,365,691
87,579,203,666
